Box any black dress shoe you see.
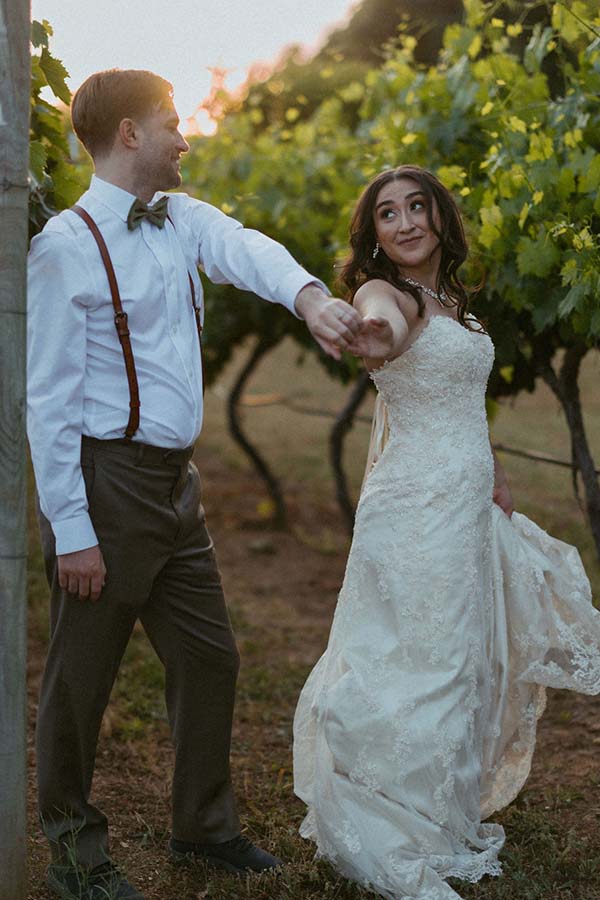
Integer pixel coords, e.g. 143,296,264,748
170,834,283,874
47,861,145,900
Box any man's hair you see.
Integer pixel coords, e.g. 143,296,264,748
71,69,174,159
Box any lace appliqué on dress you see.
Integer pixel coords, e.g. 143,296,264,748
294,316,600,900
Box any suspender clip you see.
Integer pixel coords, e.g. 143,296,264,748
114,311,130,337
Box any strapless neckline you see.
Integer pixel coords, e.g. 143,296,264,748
371,314,466,377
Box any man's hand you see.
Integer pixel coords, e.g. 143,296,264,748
346,317,395,362
58,545,107,601
294,285,362,360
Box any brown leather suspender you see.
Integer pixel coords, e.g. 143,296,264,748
71,205,204,441
188,270,206,399
72,205,141,439
168,213,205,378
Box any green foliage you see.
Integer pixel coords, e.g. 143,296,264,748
235,0,464,132
183,100,367,385
181,0,600,398
29,20,86,237
237,48,371,132
322,0,463,65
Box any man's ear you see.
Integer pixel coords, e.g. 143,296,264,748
118,117,139,150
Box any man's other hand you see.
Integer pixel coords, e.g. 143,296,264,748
58,545,107,601
295,285,362,360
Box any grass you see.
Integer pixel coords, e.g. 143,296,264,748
26,342,600,899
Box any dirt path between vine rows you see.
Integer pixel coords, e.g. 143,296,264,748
26,445,600,900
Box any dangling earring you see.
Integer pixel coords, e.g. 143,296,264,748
372,242,380,259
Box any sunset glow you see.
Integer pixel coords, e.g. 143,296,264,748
31,0,355,133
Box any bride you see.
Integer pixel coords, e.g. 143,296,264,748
293,165,600,899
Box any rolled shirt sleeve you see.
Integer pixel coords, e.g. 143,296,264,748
27,228,98,555
173,196,329,315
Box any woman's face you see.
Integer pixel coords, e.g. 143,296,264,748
373,176,441,275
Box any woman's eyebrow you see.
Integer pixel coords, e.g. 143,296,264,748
375,191,423,211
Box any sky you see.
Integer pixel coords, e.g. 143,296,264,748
31,0,355,132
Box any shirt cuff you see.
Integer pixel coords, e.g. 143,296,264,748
52,513,99,556
277,273,331,318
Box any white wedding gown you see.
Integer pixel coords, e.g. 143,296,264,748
293,314,600,900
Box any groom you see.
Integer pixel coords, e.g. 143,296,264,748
27,68,362,900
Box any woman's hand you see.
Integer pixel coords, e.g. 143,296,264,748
346,316,396,362
492,450,514,517
493,480,514,517
349,281,410,366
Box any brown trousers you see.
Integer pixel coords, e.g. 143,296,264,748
36,436,241,868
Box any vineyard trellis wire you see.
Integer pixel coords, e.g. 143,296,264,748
218,384,600,535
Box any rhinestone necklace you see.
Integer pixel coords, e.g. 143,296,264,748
402,276,449,307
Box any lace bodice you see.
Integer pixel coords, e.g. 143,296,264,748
371,315,494,451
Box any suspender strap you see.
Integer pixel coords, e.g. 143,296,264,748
71,205,205,438
169,213,205,395
71,205,141,439
187,272,203,342
188,272,206,395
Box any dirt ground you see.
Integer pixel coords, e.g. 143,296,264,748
26,443,600,900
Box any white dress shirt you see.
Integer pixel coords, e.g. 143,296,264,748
27,175,325,555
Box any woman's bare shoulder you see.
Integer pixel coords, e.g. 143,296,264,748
353,278,397,305
353,278,413,310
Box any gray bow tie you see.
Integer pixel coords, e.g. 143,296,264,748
127,196,169,230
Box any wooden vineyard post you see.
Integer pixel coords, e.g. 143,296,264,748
0,0,31,897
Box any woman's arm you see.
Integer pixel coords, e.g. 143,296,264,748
492,446,514,517
346,280,411,370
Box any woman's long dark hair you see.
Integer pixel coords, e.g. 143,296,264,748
339,165,477,329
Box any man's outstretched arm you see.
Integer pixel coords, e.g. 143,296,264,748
174,197,362,356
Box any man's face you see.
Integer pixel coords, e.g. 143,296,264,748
134,102,190,192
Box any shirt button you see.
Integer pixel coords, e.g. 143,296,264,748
171,324,178,335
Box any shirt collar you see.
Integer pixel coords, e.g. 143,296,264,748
88,174,138,222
